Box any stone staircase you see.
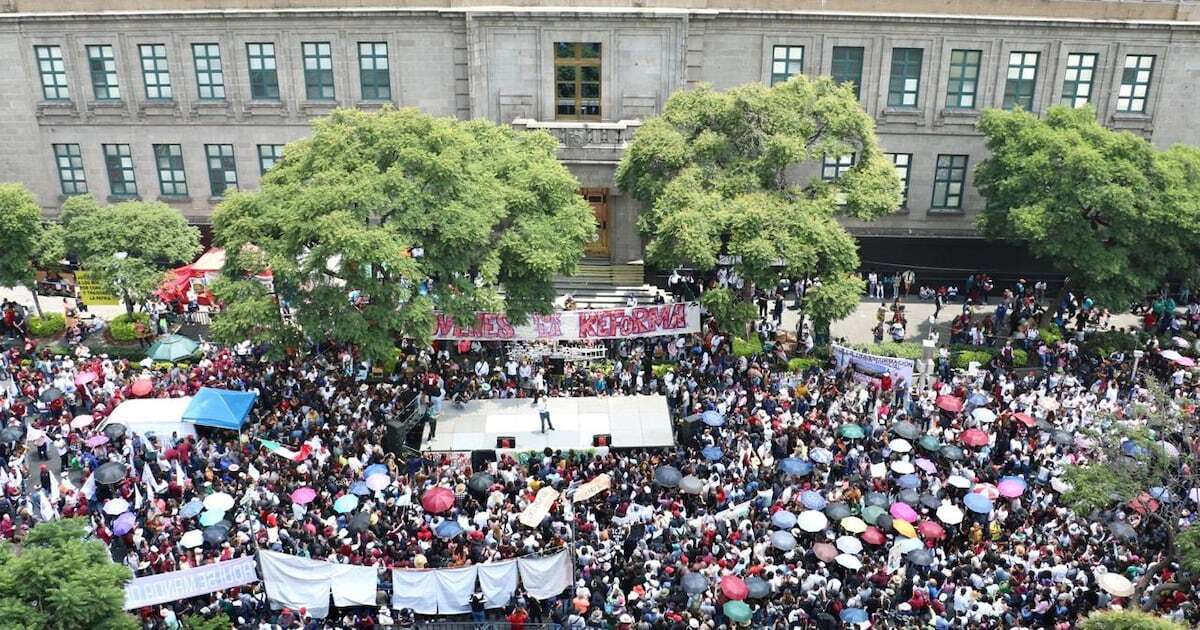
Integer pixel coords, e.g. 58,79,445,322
552,261,660,308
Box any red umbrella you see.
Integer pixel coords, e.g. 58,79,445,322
812,542,838,562
917,520,945,540
75,371,97,386
1012,412,1036,428
935,395,963,413
861,527,886,545
1129,493,1159,514
131,378,153,397
421,487,456,514
959,428,990,447
719,575,748,600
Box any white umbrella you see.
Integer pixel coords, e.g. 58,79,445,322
888,439,912,453
892,537,923,555
947,475,971,489
1172,336,1191,349
1039,398,1060,412
834,553,863,570
836,535,864,555
181,529,204,548
890,461,915,475
1097,572,1134,597
797,510,829,532
1189,488,1200,504
70,415,94,429
103,498,130,515
204,492,235,512
971,408,997,423
936,504,964,525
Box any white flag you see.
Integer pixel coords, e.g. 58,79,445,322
80,471,97,499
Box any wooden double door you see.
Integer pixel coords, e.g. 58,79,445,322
582,187,609,257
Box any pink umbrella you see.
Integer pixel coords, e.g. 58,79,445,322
719,575,749,600
861,527,886,545
890,502,918,523
131,378,154,397
365,473,390,491
972,483,1001,501
812,542,838,562
959,428,990,447
935,395,963,413
1013,412,1036,428
422,487,456,514
917,520,945,540
75,371,97,386
290,487,317,505
914,458,937,474
70,415,94,430
997,478,1027,498
85,434,110,447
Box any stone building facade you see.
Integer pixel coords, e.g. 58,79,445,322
2,0,1199,267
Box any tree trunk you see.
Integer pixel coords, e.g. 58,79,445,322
29,286,43,319
123,291,135,315
1040,275,1071,328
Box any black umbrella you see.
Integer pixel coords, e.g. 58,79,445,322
906,549,934,566
919,494,942,510
467,472,494,500
940,445,965,461
681,572,708,595
825,503,851,521
745,576,771,599
897,489,921,506
892,421,921,440
654,465,682,488
39,387,64,403
864,492,890,509
103,423,127,441
202,525,229,545
94,462,128,485
349,511,371,533
875,514,894,534
1036,418,1055,432
1109,521,1137,541
0,426,22,444
1053,430,1074,446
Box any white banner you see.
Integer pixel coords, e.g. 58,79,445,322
432,303,701,341
260,551,334,618
123,556,258,610
517,551,574,600
391,570,438,615
435,565,479,614
832,343,915,391
477,560,518,609
330,564,378,608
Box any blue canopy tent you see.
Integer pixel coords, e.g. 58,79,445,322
182,387,257,431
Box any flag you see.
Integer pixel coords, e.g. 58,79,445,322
248,463,261,481
80,471,97,500
259,439,312,462
142,462,165,494
134,483,143,510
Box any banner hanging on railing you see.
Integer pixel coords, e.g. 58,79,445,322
431,303,701,341
123,556,258,610
831,343,916,390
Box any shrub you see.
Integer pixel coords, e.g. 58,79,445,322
109,313,151,343
954,350,993,370
1039,324,1063,345
651,363,674,379
1080,609,1186,630
732,336,763,357
853,342,924,360
27,313,66,338
1010,348,1029,367
788,357,822,372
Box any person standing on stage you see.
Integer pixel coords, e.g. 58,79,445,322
535,393,554,433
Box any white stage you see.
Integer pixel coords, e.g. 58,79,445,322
424,395,675,452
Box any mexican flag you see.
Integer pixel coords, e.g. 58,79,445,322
259,439,312,462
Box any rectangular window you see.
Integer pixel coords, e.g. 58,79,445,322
945,49,981,109
35,46,70,101
153,144,188,197
1060,53,1098,108
302,41,335,100
86,45,121,100
103,144,137,197
53,144,87,195
830,46,864,98
206,144,238,197
247,43,280,100
887,152,912,208
932,154,968,210
1118,55,1155,113
139,44,172,100
1002,51,1040,110
554,42,601,120
770,45,805,86
887,48,923,107
257,144,284,175
358,42,390,101
191,43,225,100
821,154,855,181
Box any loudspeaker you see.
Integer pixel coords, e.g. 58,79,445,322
496,436,516,449
549,357,566,376
592,434,612,447
471,449,497,471
383,420,408,456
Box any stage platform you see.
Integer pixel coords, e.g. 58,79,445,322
423,395,675,452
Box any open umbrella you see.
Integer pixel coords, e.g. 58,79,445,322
682,572,708,595
654,465,682,488
364,463,389,478
919,435,942,452
890,461,915,475
701,446,723,461
39,387,64,402
468,473,494,495
890,502,918,523
835,553,862,570
812,542,837,562
71,415,94,429
896,474,920,490
935,395,963,413
971,407,997,424
840,516,867,533
719,575,748,600
801,490,827,510
745,576,771,599
0,426,21,443
770,530,797,551
103,498,130,515
1109,521,1137,541
861,505,885,525
1098,572,1135,597
959,429,989,447
366,473,390,492
919,494,942,510
290,487,317,505
94,462,127,484
349,481,370,496
1161,350,1195,367
680,475,705,495
940,445,965,461
204,492,235,512
964,493,993,514
797,510,828,532
861,527,886,545
422,487,455,513
131,378,154,397
771,510,797,529
892,421,921,440
997,477,1027,498
893,519,918,538
113,512,137,535
202,525,229,545
875,514,895,534
723,600,752,623
180,529,204,548
946,474,971,489
893,537,923,555
179,499,204,519
841,608,869,625
836,535,863,555
809,448,833,465
839,424,866,440
914,458,937,474
779,457,812,476
75,371,97,386
897,489,921,506
1013,412,1036,428
972,483,1001,501
103,423,127,441
85,435,110,448
349,511,372,533
864,492,890,509
888,438,912,453
146,334,200,362
701,410,724,427
825,503,851,521
936,504,964,525
906,549,934,566
1053,430,1075,447
918,520,945,540
435,520,464,539
199,510,226,526
334,494,359,513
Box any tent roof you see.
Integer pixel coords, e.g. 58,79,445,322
101,397,196,438
191,248,227,273
182,387,257,431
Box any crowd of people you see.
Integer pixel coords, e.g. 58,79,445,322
0,279,1198,629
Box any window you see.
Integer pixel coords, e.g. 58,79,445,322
139,44,172,100
770,45,804,86
821,154,855,181
830,46,864,98
887,153,912,208
206,144,238,196
35,46,70,101
153,144,187,196
887,48,923,107
53,144,87,195
358,42,390,101
302,42,335,100
257,144,284,175
1118,55,1155,113
1060,53,1098,108
86,45,120,100
1002,51,1039,110
932,154,968,210
103,144,137,197
945,49,981,109
554,42,601,120
247,43,280,100
191,43,224,100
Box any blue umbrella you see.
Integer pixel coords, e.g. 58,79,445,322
810,448,833,465
334,495,360,514
896,474,920,489
771,510,797,529
967,393,988,406
779,458,812,476
964,493,993,514
435,520,464,539
364,464,389,478
770,530,796,551
841,608,869,624
801,490,827,510
1149,486,1174,502
701,410,725,427
179,499,204,519
701,446,723,461
1121,440,1149,458
349,481,370,496
199,510,225,526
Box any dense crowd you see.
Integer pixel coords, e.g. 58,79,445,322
0,282,1199,629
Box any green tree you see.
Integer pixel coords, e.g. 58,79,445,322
0,184,47,317
615,76,900,333
0,519,136,630
60,199,201,314
1080,609,1186,630
976,105,1200,308
212,107,595,361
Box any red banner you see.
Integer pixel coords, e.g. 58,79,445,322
432,303,701,341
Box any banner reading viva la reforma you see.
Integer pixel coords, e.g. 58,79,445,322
432,302,701,341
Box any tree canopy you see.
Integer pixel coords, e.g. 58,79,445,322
976,105,1200,307
615,75,900,331
212,107,595,361
0,184,44,294
1080,609,1186,630
0,518,136,630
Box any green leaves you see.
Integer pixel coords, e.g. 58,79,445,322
0,184,46,291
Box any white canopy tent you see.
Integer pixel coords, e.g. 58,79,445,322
99,397,197,440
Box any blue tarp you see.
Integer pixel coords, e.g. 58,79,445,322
182,387,257,431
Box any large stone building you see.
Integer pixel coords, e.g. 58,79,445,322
3,0,1199,272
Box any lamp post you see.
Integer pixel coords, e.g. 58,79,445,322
1131,349,1145,386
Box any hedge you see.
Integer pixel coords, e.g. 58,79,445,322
852,342,924,360
788,357,823,372
950,346,1029,369
1039,324,1064,345
732,336,763,358
109,313,151,343
651,363,674,379
27,313,66,338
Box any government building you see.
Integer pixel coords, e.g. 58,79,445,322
3,0,1198,277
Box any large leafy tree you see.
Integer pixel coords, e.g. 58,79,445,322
615,76,900,332
976,105,1200,308
57,197,201,314
212,107,595,361
0,519,136,630
0,184,47,316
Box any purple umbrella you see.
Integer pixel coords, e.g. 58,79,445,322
85,435,110,448
290,487,317,505
997,477,1027,498
914,458,937,474
113,512,137,536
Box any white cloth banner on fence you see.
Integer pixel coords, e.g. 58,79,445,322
391,570,438,615
259,551,334,618
330,563,378,608
517,551,573,600
434,565,479,614
123,556,258,610
477,560,519,609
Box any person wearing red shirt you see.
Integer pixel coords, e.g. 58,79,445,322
506,606,529,629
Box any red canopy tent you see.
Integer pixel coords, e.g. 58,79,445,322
157,248,272,307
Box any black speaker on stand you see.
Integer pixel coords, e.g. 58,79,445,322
471,449,497,471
